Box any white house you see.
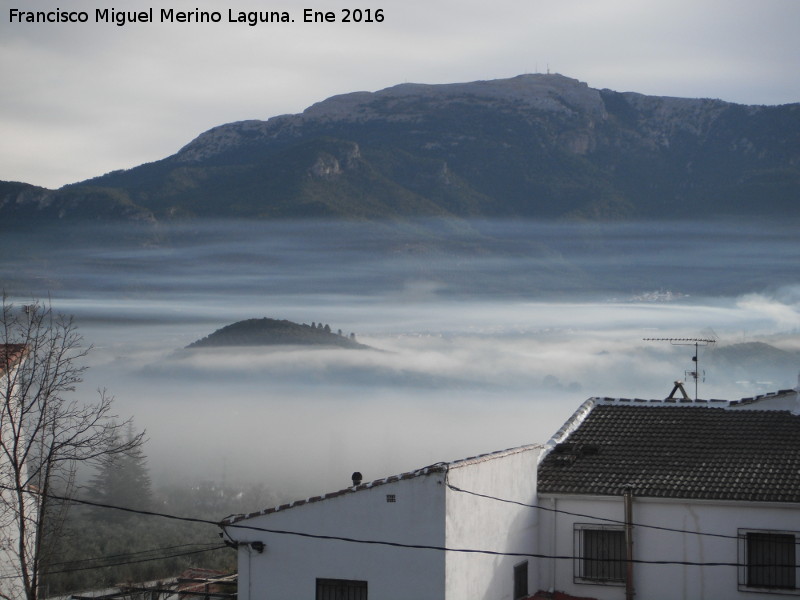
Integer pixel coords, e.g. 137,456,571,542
536,395,800,600
221,388,800,600
1,343,29,600
221,444,542,600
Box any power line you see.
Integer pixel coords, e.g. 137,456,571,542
44,545,229,576
46,542,223,570
222,520,761,569
0,544,229,581
4,479,783,550
0,484,221,527
4,482,797,573
444,479,745,542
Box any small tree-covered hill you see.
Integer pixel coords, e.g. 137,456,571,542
187,318,370,349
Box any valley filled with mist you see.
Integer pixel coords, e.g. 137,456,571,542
3,218,800,502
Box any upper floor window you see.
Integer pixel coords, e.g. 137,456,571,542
739,529,798,594
574,524,627,585
316,578,368,600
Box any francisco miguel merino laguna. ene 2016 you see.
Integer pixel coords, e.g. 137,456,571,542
8,7,295,26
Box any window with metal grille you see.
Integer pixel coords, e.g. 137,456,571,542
574,525,626,585
316,578,368,600
739,530,798,593
514,561,529,599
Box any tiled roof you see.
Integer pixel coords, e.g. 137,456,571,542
222,443,541,524
0,344,27,378
538,399,800,502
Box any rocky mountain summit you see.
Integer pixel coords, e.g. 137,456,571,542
3,74,798,224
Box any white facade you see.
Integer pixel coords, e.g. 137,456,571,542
222,445,541,600
728,388,800,414
0,345,28,600
223,391,800,600
537,494,800,600
535,395,800,600
445,448,541,600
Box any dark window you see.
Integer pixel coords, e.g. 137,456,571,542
514,561,528,599
575,526,626,584
316,578,368,600
746,532,796,590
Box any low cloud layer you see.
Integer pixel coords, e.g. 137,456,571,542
5,220,800,504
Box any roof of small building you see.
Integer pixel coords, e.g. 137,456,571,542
222,443,541,525
0,344,27,378
538,397,800,503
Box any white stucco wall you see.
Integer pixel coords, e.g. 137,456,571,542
538,494,800,600
728,390,800,414
226,472,447,600
226,445,542,600
0,362,26,600
444,447,541,600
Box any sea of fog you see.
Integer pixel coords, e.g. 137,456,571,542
2,218,800,503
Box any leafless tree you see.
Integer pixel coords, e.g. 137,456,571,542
1,298,144,600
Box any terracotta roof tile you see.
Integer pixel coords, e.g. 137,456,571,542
0,344,27,378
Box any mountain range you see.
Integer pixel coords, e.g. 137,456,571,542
3,74,798,225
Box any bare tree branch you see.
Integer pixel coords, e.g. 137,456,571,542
1,297,145,600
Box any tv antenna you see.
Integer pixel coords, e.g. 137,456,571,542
643,337,716,400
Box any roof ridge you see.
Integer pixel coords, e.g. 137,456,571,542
223,443,542,524
448,443,542,470
597,396,729,407
537,398,597,466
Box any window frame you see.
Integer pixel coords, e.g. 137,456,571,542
573,523,627,586
738,528,799,595
315,578,368,600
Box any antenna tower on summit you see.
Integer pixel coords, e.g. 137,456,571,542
643,337,716,400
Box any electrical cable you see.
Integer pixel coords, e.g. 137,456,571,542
47,542,222,569
444,477,745,542
43,545,229,575
223,520,764,569
0,484,221,526
1,468,788,546
2,482,797,571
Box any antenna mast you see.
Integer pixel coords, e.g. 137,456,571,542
643,337,716,400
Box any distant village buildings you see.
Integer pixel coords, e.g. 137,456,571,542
221,387,800,600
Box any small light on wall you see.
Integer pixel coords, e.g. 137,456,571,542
250,541,266,553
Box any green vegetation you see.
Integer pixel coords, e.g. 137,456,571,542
43,506,233,595
3,76,799,223
187,318,369,349
41,435,285,596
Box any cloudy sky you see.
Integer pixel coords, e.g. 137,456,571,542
2,0,798,189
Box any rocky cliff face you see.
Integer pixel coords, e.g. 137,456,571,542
3,74,799,224
0,181,155,225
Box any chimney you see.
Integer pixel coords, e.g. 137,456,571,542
351,472,362,487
